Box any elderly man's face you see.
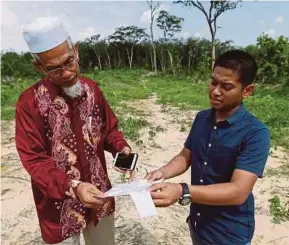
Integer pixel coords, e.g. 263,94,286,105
34,40,80,88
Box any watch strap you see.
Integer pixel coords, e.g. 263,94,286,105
180,183,190,197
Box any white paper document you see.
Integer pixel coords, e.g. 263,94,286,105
104,179,159,217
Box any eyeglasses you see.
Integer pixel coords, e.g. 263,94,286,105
43,53,79,78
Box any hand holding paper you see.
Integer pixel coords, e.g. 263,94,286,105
103,179,161,217
149,182,182,207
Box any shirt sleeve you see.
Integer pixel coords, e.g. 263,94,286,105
15,101,75,200
235,127,271,178
184,112,200,151
100,91,130,156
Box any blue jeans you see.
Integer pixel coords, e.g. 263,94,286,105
187,218,251,245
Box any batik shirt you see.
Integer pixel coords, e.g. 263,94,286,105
15,76,130,243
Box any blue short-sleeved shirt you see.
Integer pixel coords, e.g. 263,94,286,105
185,103,270,245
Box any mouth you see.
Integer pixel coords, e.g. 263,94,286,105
62,77,77,87
210,97,222,105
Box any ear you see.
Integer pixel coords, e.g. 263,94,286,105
242,84,254,99
32,59,45,74
74,44,79,60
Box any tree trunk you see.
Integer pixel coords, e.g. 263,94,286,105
145,49,149,68
151,38,157,73
167,49,175,75
159,49,166,72
211,34,216,71
149,49,154,71
126,46,134,68
97,55,102,70
130,46,134,68
211,18,217,71
92,49,102,70
117,50,122,68
105,48,112,69
6,62,15,75
188,49,192,69
150,13,157,73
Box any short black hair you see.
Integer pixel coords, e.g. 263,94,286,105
214,49,258,86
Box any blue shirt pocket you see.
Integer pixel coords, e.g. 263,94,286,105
208,144,239,183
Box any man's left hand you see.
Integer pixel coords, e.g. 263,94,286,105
149,182,183,207
113,146,137,181
121,146,131,155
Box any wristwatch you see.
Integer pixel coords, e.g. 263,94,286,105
178,183,192,206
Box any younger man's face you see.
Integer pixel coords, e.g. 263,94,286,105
209,66,253,112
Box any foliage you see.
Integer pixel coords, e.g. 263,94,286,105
156,10,184,41
156,10,184,74
108,25,148,45
174,0,240,69
2,69,289,151
1,52,39,78
119,117,149,141
268,195,289,224
108,25,148,68
2,32,288,86
256,35,289,85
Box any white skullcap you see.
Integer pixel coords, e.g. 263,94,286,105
22,16,70,53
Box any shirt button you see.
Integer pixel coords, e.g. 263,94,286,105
200,179,203,183
204,162,207,165
208,143,212,147
197,212,201,216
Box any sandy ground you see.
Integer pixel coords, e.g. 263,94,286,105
1,96,289,245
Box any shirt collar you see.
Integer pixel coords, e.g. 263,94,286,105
206,103,247,125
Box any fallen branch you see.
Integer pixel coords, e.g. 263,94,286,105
276,185,289,189
267,236,288,244
1,175,30,182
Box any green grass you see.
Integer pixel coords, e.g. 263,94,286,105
1,69,289,149
268,195,289,224
1,78,36,119
118,116,149,141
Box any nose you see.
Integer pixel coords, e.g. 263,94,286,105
61,69,72,79
212,85,221,96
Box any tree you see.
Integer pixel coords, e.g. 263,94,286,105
108,25,148,68
175,0,240,70
85,34,105,70
156,10,184,73
256,34,289,84
146,0,160,73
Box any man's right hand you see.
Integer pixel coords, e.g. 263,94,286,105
76,182,110,209
145,169,165,182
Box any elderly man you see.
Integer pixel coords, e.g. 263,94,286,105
15,16,131,245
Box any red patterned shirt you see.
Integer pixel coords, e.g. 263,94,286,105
15,76,130,244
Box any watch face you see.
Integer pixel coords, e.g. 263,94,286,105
180,196,191,206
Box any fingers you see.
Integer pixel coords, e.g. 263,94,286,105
145,172,158,182
150,190,166,199
121,146,131,155
88,190,107,199
113,165,138,182
112,166,127,174
149,183,166,192
144,172,152,180
145,171,163,182
129,170,137,182
83,192,109,209
152,199,168,207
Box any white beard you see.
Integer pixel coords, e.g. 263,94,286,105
62,80,83,98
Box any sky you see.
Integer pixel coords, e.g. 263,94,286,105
1,1,289,53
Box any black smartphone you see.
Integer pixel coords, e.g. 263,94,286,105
113,152,138,171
